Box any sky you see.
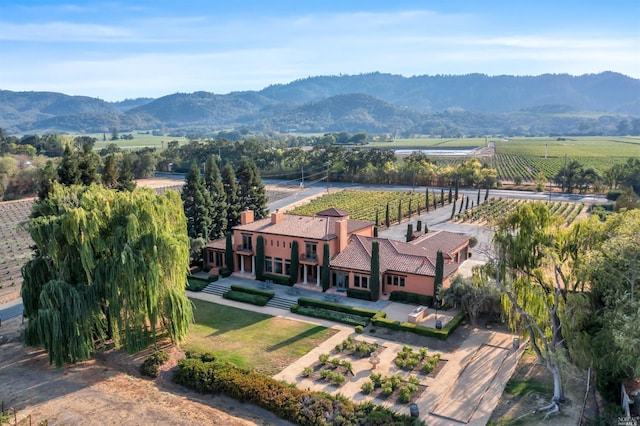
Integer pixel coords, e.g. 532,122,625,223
1,0,638,101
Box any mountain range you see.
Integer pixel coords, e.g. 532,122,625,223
1,72,639,136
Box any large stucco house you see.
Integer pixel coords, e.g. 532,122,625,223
204,208,470,299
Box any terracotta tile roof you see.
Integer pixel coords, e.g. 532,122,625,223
206,238,226,249
331,231,468,277
232,213,373,240
316,207,351,217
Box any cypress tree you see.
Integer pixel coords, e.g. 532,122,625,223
369,240,380,302
118,153,136,192
417,220,422,232
204,155,227,239
255,236,265,281
451,200,457,219
225,231,234,272
459,195,464,213
182,161,213,240
221,162,240,229
485,186,490,201
21,184,193,367
440,188,445,206
417,200,421,215
433,190,437,210
406,224,413,242
289,241,299,285
455,180,459,200
477,188,481,205
374,226,378,237
78,144,101,186
397,200,402,224
236,158,268,220
375,209,379,227
425,187,430,212
57,146,81,186
101,154,119,189
321,242,330,292
465,196,470,210
408,199,412,219
385,202,390,228
448,187,452,204
434,250,444,297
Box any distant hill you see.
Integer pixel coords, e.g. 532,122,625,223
1,72,638,136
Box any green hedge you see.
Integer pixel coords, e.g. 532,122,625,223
293,306,369,327
230,284,275,299
208,274,219,282
296,297,383,318
188,275,212,283
346,288,372,301
173,353,423,425
261,273,291,286
219,268,232,278
140,349,170,378
371,311,466,340
186,278,208,292
222,290,269,306
389,290,433,306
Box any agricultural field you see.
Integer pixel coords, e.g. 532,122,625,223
454,198,586,226
369,137,487,149
0,199,34,303
88,133,188,151
290,190,448,225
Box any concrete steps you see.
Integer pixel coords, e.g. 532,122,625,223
266,296,296,310
202,282,227,296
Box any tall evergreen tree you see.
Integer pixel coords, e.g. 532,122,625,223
434,250,444,297
21,184,193,367
203,155,227,239
406,224,413,242
101,154,119,189
321,242,330,292
236,158,268,219
385,202,390,228
118,154,136,192
425,187,430,212
182,161,213,239
448,187,452,204
221,162,240,229
225,232,234,272
440,188,445,206
57,146,81,186
370,240,380,301
289,241,299,285
255,236,265,281
397,200,402,224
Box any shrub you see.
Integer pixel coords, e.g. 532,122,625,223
389,290,433,306
289,304,299,313
346,288,372,301
230,284,275,299
208,273,219,282
301,366,313,377
186,278,208,292
296,297,380,318
261,273,291,285
354,325,364,333
140,349,170,378
219,268,232,278
361,381,374,394
222,290,269,306
295,306,369,327
399,386,412,403
319,353,330,363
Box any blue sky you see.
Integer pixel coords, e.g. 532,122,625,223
1,0,638,101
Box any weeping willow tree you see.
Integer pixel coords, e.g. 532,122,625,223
22,183,193,367
493,202,594,416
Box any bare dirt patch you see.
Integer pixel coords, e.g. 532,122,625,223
488,350,586,425
0,317,287,425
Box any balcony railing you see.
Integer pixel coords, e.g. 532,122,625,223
236,244,253,253
300,253,319,263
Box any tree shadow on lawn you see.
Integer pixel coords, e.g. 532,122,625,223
190,298,272,336
266,325,327,352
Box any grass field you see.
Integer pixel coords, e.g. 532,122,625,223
494,136,640,158
88,133,188,151
184,299,337,375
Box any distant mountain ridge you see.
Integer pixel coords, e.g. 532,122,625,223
1,72,638,135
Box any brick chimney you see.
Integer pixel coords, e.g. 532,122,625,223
240,209,254,225
336,220,348,253
271,209,284,225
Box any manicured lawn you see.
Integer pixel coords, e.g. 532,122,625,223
185,299,337,375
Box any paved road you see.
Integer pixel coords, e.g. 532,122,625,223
0,298,23,322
